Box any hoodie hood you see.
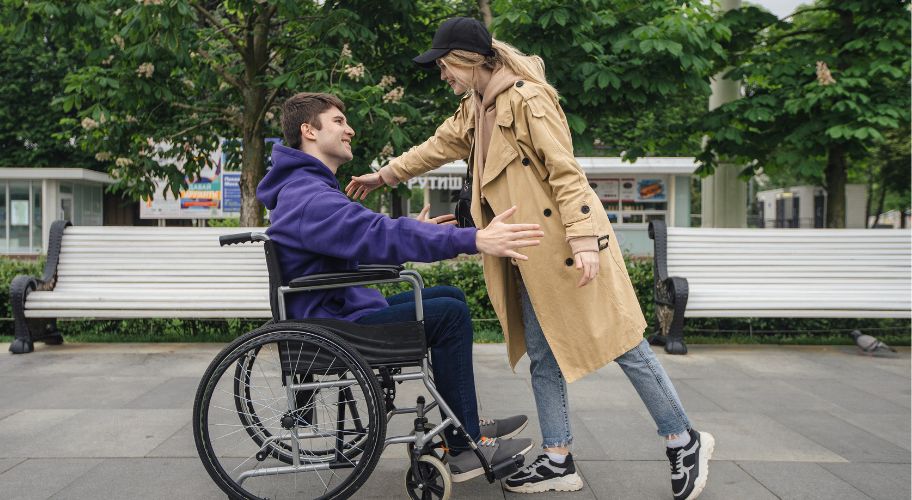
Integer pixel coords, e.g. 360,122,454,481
257,144,339,210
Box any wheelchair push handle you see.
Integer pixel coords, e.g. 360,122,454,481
219,232,270,246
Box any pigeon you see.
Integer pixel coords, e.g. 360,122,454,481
850,330,897,355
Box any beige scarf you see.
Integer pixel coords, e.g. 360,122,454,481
473,66,521,181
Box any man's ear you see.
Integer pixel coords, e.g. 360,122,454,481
300,122,316,141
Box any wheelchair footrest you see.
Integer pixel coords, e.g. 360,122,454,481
491,454,525,480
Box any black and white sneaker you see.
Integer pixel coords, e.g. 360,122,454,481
667,429,715,500
504,453,584,493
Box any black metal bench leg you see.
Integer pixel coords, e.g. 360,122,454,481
649,277,689,355
9,276,63,354
10,276,36,354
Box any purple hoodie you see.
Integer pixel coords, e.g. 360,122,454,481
257,144,478,321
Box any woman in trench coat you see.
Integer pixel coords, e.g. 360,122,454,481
346,17,715,500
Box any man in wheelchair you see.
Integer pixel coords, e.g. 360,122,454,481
256,91,541,482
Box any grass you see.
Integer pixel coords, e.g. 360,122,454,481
3,321,907,347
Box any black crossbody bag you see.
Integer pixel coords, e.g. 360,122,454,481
454,140,476,228
454,167,475,228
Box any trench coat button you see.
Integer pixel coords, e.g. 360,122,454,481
581,205,590,214
543,208,552,217
521,157,531,166
565,258,573,266
516,80,524,87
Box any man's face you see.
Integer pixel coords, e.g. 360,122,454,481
305,107,355,165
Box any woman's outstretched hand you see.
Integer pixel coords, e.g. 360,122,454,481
475,206,543,260
345,172,385,200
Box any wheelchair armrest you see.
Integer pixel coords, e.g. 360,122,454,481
289,268,401,288
358,264,404,273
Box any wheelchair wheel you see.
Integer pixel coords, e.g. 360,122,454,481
233,347,370,465
194,322,386,499
404,455,451,500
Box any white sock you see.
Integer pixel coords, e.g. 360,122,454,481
546,451,568,464
666,431,691,449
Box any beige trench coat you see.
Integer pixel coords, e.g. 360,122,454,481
388,81,646,382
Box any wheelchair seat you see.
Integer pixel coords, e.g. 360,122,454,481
277,319,426,375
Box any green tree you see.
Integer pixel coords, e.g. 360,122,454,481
0,2,102,167
490,0,729,157
13,0,475,225
696,1,910,227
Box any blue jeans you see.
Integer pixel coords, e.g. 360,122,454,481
518,278,691,448
356,285,480,449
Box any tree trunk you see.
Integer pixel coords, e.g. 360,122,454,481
824,144,846,228
239,112,265,227
478,0,493,27
870,180,887,228
238,8,272,227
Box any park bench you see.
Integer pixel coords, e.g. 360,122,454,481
646,220,912,354
9,221,272,353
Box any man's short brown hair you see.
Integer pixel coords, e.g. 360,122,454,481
281,92,346,150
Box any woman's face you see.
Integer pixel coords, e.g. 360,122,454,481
437,60,473,95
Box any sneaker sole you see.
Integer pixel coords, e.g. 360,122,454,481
504,472,584,493
450,440,535,483
684,432,715,500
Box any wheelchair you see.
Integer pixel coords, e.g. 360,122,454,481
193,232,524,499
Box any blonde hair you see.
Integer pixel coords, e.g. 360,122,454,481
441,38,559,103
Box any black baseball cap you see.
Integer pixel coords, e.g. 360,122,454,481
413,17,494,69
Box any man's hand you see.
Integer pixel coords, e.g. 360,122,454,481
416,204,457,225
574,251,600,287
345,172,385,200
475,206,543,260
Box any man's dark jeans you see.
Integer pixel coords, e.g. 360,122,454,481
355,285,480,448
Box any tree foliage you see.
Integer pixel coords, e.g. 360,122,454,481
490,0,729,157
0,2,103,167
13,0,477,225
697,0,910,227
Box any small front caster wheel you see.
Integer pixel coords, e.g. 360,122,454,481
405,455,451,500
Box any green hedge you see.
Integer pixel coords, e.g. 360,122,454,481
1,256,908,345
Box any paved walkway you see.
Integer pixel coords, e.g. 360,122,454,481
0,342,908,499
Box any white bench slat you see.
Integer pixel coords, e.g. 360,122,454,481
684,306,910,318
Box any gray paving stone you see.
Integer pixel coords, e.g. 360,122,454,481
0,409,187,458
7,376,165,410
686,412,847,462
784,378,908,415
0,459,103,500
145,422,197,458
579,459,777,500
820,462,911,500
47,458,223,500
771,411,909,463
123,377,200,409
0,458,25,475
0,343,908,499
683,377,843,413
708,349,842,380
831,412,912,452
574,410,664,460
737,461,872,500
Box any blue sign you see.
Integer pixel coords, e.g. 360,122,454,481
222,172,242,213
